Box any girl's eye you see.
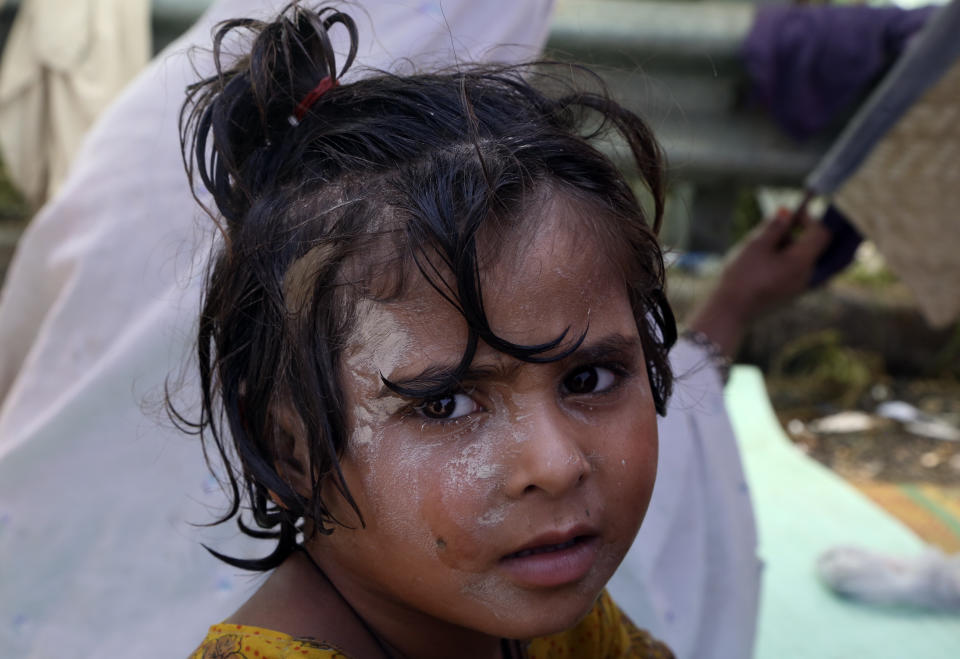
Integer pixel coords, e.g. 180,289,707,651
416,392,480,420
563,365,618,395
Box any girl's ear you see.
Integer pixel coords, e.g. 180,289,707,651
267,489,289,510
268,401,315,501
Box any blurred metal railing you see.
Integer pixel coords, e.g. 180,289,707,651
546,2,831,249
548,2,828,186
1,1,832,252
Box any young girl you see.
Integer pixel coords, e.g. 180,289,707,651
181,3,677,657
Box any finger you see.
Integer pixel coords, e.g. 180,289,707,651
789,220,832,265
752,207,795,247
791,208,814,230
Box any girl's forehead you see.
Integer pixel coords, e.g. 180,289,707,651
346,216,630,368
479,200,624,297
332,188,640,385
476,191,623,274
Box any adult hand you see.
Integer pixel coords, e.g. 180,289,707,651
687,208,832,358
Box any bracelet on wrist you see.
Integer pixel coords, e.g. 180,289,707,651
680,329,732,385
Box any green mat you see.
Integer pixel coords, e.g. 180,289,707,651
726,367,960,659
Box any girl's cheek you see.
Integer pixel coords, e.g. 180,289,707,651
421,437,508,569
421,399,535,570
349,434,441,559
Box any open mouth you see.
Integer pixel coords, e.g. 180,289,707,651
503,535,589,560
499,533,601,587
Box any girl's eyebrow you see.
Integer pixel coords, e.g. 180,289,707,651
377,362,516,398
376,332,641,398
571,333,643,365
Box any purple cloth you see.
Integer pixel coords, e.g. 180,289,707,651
743,4,935,140
809,204,863,288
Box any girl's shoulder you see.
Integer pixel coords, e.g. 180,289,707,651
188,624,349,659
188,591,673,659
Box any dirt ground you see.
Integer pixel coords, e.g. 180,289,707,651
767,375,960,507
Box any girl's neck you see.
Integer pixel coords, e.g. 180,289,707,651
225,550,512,659
301,547,510,659
223,551,388,658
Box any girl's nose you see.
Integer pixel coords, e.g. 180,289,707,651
503,404,590,499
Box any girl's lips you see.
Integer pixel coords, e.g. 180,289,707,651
498,534,600,588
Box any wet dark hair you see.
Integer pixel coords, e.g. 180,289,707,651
176,1,676,570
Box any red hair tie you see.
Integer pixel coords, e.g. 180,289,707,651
288,76,338,126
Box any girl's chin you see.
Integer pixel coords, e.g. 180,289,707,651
495,598,600,641
471,581,607,641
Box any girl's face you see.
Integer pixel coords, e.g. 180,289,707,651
308,202,659,646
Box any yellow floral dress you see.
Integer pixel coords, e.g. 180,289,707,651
188,590,673,658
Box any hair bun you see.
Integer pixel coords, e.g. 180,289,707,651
183,2,358,224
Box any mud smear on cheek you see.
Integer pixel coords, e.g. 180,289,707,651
345,302,412,448
431,439,505,561
442,441,503,494
459,574,531,622
423,402,526,581
434,405,541,614
343,303,412,461
341,304,438,554
563,404,600,427
350,395,406,448
434,391,540,535
354,423,441,557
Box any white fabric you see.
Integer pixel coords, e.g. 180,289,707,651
609,339,761,659
0,2,758,657
0,0,151,207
